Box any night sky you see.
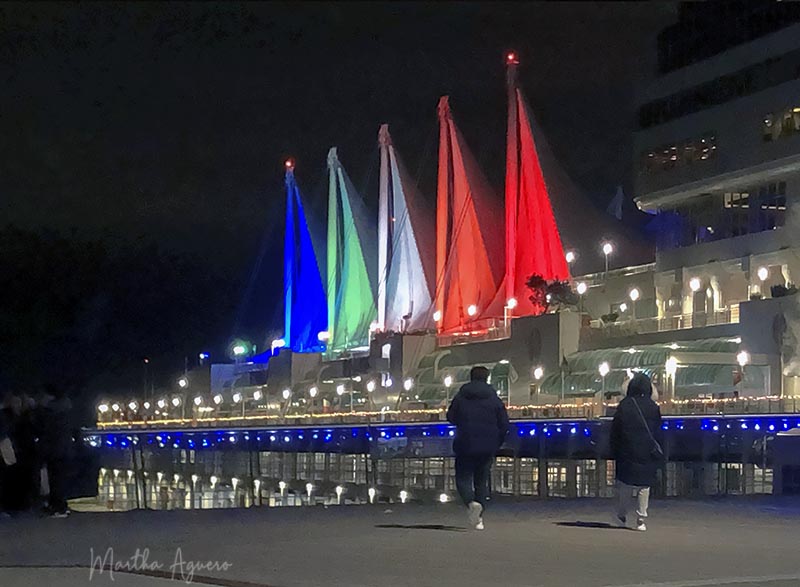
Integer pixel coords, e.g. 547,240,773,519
1,2,675,339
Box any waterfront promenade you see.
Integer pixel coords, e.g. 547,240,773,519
2,498,800,587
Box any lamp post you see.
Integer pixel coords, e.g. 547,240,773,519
598,362,610,409
444,375,453,406
504,298,518,330
737,350,750,394
576,281,587,313
629,287,641,320
665,356,678,401
602,242,613,276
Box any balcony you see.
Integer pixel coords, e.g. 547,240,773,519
436,318,511,347
589,306,739,338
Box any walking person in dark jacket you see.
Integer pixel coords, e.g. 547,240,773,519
446,366,510,530
610,372,663,532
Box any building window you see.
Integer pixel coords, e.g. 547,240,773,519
641,133,716,174
763,107,800,141
640,47,800,129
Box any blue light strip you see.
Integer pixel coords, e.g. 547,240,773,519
85,414,800,451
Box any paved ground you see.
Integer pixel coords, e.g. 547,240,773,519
2,497,800,587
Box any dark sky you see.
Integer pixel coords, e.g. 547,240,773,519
1,2,675,337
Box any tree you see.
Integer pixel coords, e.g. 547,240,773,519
525,274,579,315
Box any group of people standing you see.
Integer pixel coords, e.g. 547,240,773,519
0,385,75,518
447,367,663,532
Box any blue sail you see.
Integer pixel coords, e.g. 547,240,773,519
283,163,327,353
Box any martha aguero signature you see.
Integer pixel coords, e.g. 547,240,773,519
89,547,233,584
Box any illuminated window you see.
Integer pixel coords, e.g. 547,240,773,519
763,106,800,141
641,133,716,174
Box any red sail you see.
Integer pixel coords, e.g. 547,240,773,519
435,96,503,333
505,61,570,316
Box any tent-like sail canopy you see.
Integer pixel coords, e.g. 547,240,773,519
378,124,436,333
435,96,504,334
326,147,378,353
504,55,570,316
283,162,327,353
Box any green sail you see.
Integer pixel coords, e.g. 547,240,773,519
326,148,377,353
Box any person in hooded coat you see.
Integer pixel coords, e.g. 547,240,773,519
610,372,663,531
446,365,509,530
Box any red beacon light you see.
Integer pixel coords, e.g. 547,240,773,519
506,51,519,64
284,158,294,169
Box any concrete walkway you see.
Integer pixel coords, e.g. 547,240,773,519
2,498,800,587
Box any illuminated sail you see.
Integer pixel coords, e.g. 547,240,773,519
326,148,377,352
504,53,570,316
283,162,327,353
435,96,504,333
377,125,435,332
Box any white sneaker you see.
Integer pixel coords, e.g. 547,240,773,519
467,501,483,527
636,521,647,532
475,519,485,531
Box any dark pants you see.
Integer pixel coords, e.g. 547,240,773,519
47,458,69,513
455,454,493,507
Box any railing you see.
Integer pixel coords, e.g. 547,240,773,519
590,307,739,337
96,395,800,430
436,318,511,347
85,412,786,511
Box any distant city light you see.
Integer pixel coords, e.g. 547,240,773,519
602,242,613,256
400,490,409,503
757,266,769,281
157,399,167,409
467,304,478,317
433,310,442,322
193,396,202,406
403,378,414,391
253,389,263,401
576,281,588,295
444,375,453,388
629,288,641,302
317,331,330,342
309,386,318,398
98,403,109,413
171,397,181,407
232,392,242,403
232,344,247,356
336,384,345,396
506,298,518,310
689,277,701,292
619,303,628,313
533,367,544,380
213,394,223,405
598,362,610,377
111,403,120,412
366,381,376,393
565,251,576,264
143,402,151,410
178,377,188,388
439,493,449,503
198,352,209,360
